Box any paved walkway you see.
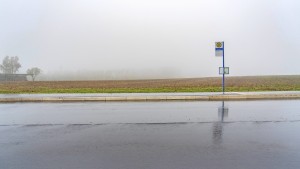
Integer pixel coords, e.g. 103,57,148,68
0,91,300,102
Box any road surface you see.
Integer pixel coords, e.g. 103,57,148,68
1,100,300,169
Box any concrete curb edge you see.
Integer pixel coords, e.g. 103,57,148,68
1,94,300,102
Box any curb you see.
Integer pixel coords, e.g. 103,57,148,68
0,94,300,102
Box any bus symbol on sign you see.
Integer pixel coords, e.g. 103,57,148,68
216,42,223,48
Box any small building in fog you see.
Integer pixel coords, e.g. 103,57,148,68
0,74,28,81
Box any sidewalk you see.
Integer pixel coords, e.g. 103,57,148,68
0,91,300,102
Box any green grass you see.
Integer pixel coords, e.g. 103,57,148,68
1,86,300,94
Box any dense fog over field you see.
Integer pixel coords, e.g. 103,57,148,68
0,0,300,80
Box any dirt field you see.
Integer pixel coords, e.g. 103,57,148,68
0,75,299,93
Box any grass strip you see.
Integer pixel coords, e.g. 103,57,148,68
0,86,300,94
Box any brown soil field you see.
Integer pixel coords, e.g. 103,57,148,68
0,75,300,93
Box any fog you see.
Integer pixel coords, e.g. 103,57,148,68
0,0,299,80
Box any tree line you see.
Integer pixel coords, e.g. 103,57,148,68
0,56,41,81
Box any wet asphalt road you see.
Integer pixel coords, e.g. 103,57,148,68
1,100,300,169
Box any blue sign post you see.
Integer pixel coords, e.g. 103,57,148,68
215,42,227,94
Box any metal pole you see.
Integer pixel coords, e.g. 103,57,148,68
222,42,225,94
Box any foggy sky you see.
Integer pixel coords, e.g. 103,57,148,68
0,0,299,79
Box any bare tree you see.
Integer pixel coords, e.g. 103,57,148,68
27,67,42,81
0,56,22,74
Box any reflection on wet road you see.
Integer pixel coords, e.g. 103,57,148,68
1,100,300,169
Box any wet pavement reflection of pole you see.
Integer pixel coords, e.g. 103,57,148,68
213,101,229,145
